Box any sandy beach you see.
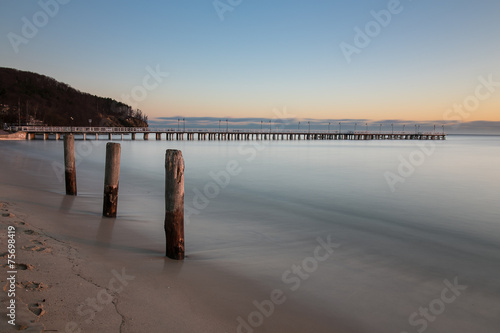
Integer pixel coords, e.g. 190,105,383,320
0,131,26,141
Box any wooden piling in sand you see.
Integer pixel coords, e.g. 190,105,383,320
102,142,121,217
64,134,77,195
164,149,185,260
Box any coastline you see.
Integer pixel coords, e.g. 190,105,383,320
0,131,26,141
0,197,251,333
0,197,356,332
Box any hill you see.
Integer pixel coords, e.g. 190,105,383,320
0,67,148,127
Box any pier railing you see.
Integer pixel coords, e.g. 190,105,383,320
9,126,444,136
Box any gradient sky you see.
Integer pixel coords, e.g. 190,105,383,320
1,0,499,125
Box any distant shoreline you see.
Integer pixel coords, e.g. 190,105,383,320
0,131,25,140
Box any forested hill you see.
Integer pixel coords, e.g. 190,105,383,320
0,67,148,127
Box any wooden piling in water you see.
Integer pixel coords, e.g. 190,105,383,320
102,142,121,217
64,134,77,195
164,149,185,260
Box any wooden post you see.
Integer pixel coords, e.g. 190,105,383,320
164,150,185,260
64,134,77,195
102,143,121,217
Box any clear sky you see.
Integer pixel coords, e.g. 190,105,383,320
1,0,499,126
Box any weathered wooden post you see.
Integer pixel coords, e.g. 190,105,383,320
102,143,121,217
64,134,77,195
165,150,185,260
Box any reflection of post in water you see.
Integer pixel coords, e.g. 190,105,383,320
96,217,115,247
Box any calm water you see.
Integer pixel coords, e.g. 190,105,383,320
1,135,500,332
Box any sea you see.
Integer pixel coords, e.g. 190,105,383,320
1,134,499,332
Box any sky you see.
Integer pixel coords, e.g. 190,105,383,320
1,0,499,132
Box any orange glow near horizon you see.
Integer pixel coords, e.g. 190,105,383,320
141,95,500,123
135,74,500,123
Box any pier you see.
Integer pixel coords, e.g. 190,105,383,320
10,126,446,141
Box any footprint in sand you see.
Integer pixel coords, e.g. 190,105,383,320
16,281,49,291
22,239,50,252
2,212,15,217
21,245,52,253
28,302,46,317
1,263,35,270
16,263,35,270
23,229,39,235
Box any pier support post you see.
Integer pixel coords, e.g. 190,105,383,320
64,134,77,195
164,150,185,260
102,143,121,217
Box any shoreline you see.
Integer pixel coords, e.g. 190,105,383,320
0,198,356,332
0,131,26,141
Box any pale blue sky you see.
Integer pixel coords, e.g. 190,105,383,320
1,0,499,128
